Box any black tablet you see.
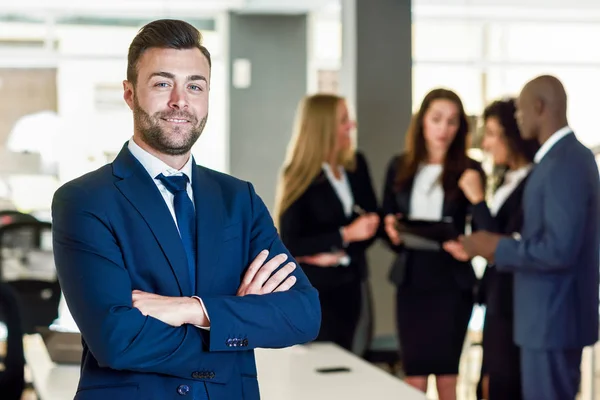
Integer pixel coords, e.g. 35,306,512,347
395,219,459,243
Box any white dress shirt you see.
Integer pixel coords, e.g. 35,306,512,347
128,138,194,231
534,126,572,163
322,163,353,266
322,163,354,218
409,164,444,221
128,138,210,329
489,165,532,217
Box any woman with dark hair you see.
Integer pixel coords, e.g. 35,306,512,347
445,98,539,399
382,88,484,400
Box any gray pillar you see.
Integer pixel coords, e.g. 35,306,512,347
228,13,308,211
340,0,412,352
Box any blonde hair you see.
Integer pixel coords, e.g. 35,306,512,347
274,94,356,227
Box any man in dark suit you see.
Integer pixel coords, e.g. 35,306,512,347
52,19,320,400
460,75,600,400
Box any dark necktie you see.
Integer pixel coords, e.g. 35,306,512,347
156,173,196,293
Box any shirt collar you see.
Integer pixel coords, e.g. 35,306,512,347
534,126,572,163
128,137,194,181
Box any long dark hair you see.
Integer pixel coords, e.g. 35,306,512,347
483,98,539,165
395,88,470,198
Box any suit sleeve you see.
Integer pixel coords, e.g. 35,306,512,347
495,159,590,271
52,185,237,382
471,201,499,233
347,152,380,253
279,197,345,256
380,156,404,253
201,182,321,351
466,161,488,233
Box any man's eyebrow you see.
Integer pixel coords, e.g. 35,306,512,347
148,71,175,81
187,74,207,82
147,72,207,83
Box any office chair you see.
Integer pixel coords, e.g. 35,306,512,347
0,221,60,334
0,282,26,400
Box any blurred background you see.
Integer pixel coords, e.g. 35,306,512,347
1,1,600,398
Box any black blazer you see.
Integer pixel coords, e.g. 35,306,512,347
279,152,378,289
382,154,483,291
474,171,530,319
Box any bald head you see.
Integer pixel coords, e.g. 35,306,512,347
522,75,567,116
516,75,569,142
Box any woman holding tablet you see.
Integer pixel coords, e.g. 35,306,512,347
382,88,483,400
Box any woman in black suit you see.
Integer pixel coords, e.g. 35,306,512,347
382,88,483,400
275,94,380,353
446,98,539,399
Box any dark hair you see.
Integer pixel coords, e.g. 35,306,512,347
483,98,539,164
395,88,470,198
127,19,212,85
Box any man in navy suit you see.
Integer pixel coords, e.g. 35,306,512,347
52,19,320,400
461,75,600,400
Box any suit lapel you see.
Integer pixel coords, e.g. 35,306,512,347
314,172,346,221
192,164,224,295
496,177,526,219
442,192,457,220
112,144,192,296
394,180,413,216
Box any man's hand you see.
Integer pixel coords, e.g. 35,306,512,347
460,231,503,261
132,290,208,327
296,251,346,267
443,240,470,261
237,250,297,296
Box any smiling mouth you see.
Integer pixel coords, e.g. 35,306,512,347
161,118,190,124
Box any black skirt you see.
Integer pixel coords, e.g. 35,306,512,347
396,287,473,376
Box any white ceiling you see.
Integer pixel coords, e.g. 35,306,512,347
2,0,600,19
416,0,600,8
0,0,339,17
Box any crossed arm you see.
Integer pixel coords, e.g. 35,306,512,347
52,183,321,380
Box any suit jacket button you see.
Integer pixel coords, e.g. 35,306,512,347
177,384,190,395
226,339,232,346
192,371,200,379
242,339,248,347
209,371,215,379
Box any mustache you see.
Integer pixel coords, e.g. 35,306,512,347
156,111,197,123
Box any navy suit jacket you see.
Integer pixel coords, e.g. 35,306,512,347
495,133,600,350
52,144,321,400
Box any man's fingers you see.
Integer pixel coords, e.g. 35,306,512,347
242,249,269,285
273,275,297,293
261,262,296,293
247,253,288,292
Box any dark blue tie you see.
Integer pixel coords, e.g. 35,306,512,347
156,173,196,293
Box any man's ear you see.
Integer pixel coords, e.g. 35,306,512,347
533,98,545,116
123,80,135,111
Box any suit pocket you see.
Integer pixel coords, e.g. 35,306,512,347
75,383,139,400
241,375,260,400
223,222,242,242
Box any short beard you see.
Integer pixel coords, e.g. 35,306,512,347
133,95,207,156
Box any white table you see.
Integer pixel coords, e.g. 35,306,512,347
24,334,426,400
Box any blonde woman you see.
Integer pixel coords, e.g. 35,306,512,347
275,94,380,352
